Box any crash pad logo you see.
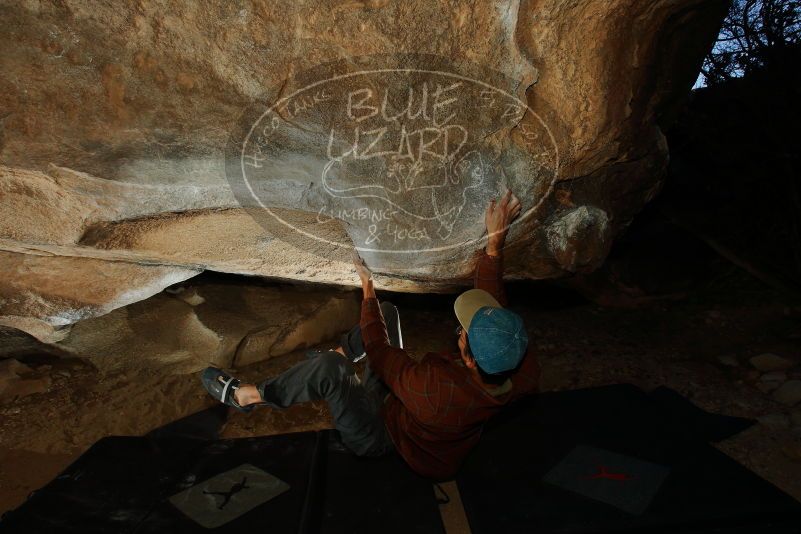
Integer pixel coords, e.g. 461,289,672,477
169,464,289,528
203,476,250,510
226,53,558,262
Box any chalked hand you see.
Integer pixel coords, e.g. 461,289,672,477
352,250,373,283
485,188,522,255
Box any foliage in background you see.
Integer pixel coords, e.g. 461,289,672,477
700,0,801,85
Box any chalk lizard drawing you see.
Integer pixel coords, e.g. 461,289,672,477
322,148,491,240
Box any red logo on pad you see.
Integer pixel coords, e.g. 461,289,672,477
585,465,635,481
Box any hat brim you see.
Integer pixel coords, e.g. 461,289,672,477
454,289,501,332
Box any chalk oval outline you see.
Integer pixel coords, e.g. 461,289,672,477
240,67,559,254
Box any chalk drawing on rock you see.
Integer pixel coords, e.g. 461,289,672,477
226,54,559,263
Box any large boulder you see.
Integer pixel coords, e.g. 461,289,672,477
0,250,198,343
56,282,361,374
0,0,727,338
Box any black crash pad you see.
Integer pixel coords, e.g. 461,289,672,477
0,432,322,533
318,446,443,534
0,428,444,534
456,384,801,533
4,384,799,533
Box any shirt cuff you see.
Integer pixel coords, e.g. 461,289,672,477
361,296,381,312
360,297,389,349
481,247,502,263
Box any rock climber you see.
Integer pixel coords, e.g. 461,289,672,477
201,189,540,480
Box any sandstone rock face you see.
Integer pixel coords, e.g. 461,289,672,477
0,250,198,343
56,282,361,373
0,358,51,402
0,0,727,339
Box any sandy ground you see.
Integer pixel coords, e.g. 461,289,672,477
1,278,800,517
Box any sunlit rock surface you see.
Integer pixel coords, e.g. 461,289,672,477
0,0,727,339
56,282,360,372
0,250,198,343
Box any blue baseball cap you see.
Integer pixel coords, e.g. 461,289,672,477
454,289,528,374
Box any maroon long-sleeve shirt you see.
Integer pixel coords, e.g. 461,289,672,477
360,248,541,480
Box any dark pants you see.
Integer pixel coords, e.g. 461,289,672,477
256,301,401,457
